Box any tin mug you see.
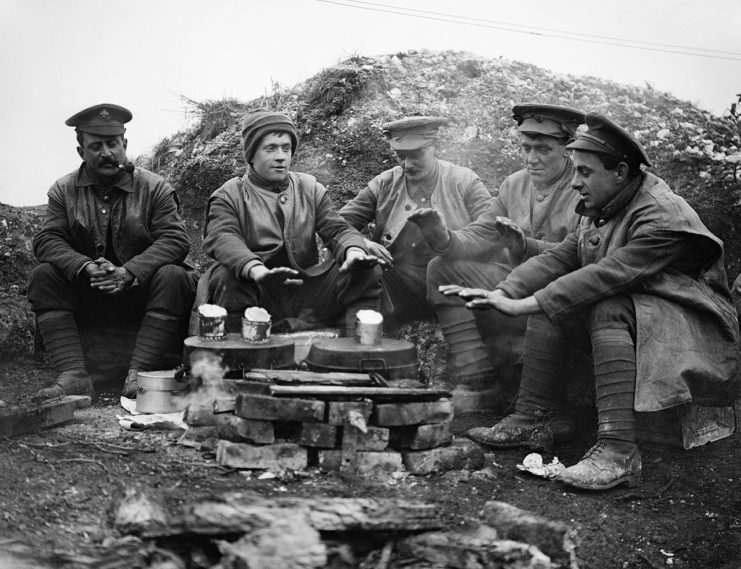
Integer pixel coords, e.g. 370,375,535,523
242,318,271,343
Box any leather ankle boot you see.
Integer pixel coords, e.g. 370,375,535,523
33,368,95,402
465,411,574,452
556,439,641,490
122,368,140,399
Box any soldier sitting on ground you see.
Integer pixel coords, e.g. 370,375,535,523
29,104,199,401
339,116,491,329
197,111,383,336
443,113,740,490
412,104,585,414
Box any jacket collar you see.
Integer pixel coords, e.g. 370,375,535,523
75,162,134,192
577,172,644,224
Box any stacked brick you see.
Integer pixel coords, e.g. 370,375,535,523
182,385,484,475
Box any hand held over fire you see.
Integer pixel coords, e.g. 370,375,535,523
363,238,394,269
339,247,380,274
407,208,450,250
247,264,304,288
438,284,541,315
494,216,526,261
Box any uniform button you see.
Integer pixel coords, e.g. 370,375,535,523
420,197,426,203
101,208,107,214
536,194,545,202
103,195,109,201
589,235,600,245
404,204,412,211
279,195,288,204
385,234,392,241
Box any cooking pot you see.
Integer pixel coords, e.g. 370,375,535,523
304,337,418,380
136,370,187,414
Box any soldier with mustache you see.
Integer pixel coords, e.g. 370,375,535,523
28,104,198,401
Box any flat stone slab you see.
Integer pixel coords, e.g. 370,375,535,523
318,450,403,474
372,399,453,426
236,393,325,422
216,441,308,470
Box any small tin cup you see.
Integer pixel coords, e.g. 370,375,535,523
198,305,227,341
242,318,271,343
355,318,383,346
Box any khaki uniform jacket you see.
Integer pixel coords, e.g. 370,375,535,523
339,160,491,254
33,164,191,284
498,172,740,410
442,161,581,261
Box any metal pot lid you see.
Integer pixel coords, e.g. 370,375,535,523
307,337,418,368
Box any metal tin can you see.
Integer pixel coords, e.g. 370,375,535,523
198,305,227,341
242,318,271,343
355,318,382,346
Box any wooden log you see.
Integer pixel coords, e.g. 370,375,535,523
141,496,441,538
244,369,374,386
0,396,90,437
269,385,451,402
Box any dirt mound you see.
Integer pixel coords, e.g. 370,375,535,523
143,49,741,276
3,49,741,356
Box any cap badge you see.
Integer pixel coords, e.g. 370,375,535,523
98,109,110,120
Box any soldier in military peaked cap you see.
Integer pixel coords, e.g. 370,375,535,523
455,112,738,492
567,112,652,169
65,103,133,136
382,116,449,151
513,103,585,139
339,115,491,331
400,103,584,415
27,104,199,402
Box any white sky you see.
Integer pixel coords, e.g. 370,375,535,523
1,0,740,206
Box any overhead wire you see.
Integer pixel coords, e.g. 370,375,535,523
316,0,741,61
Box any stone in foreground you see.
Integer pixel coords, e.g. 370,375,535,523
216,441,308,470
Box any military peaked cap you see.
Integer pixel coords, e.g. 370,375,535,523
65,103,132,136
382,116,449,151
513,103,585,138
567,112,652,167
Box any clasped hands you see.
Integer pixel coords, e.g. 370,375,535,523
438,285,541,316
85,257,133,294
246,248,380,289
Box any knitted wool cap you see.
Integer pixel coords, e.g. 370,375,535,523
241,111,299,162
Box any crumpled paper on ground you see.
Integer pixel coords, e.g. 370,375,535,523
117,397,187,430
516,453,565,479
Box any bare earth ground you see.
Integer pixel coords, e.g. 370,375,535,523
1,353,740,569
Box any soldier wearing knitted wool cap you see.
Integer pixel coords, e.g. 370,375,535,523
449,112,740,491
197,111,382,335
28,104,199,401
412,103,585,416
339,116,492,331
